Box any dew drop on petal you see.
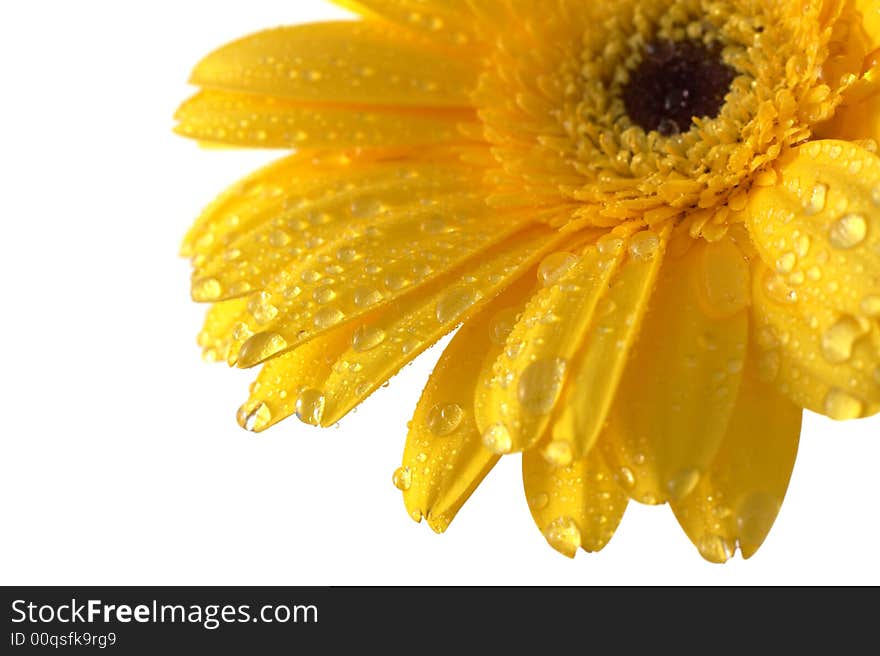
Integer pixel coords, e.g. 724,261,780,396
489,307,519,346
735,492,780,548
313,307,345,329
829,213,867,249
697,534,734,563
628,230,661,261
350,197,383,218
517,357,567,414
353,286,384,308
618,466,636,489
237,401,272,432
529,492,550,510
537,251,578,287
392,466,412,491
820,315,867,364
666,467,701,501
435,288,476,324
238,331,288,365
823,388,863,420
192,277,223,301
482,423,513,454
544,517,582,558
804,183,827,215
295,388,326,426
426,403,464,436
351,324,387,352
542,439,574,467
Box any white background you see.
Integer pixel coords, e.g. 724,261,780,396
1,0,878,585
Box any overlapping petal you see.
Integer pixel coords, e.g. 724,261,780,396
399,274,535,533
671,348,802,562
601,237,750,505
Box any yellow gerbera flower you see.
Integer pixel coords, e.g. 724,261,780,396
176,0,880,562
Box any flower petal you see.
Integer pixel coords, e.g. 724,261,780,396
745,140,880,320
330,0,480,48
671,348,802,562
473,233,629,456
197,297,250,362
317,225,567,425
400,274,535,532
229,194,536,369
189,22,476,107
522,445,628,558
600,238,750,505
751,261,880,418
552,226,671,461
175,90,478,149
238,225,567,429
858,0,880,45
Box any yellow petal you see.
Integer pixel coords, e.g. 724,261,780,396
197,297,250,362
238,225,566,430
175,90,477,149
400,274,535,532
235,325,360,432
229,196,535,369
858,1,880,46
600,237,750,505
182,149,434,261
330,0,480,49
191,165,486,303
317,225,567,425
522,445,628,558
189,22,476,107
751,261,880,418
745,140,880,320
473,232,630,456
671,348,802,562
553,226,671,460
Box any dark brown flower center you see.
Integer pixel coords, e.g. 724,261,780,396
622,40,737,136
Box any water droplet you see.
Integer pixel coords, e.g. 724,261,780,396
248,292,278,325
237,401,272,432
823,388,863,420
804,183,827,215
860,295,880,316
775,252,796,274
763,271,798,304
530,492,550,510
351,324,386,352
392,466,412,491
420,215,448,234
336,246,358,263
628,230,661,261
238,331,288,366
482,423,513,454
353,286,383,308
666,467,701,501
426,403,464,436
793,233,811,257
541,440,573,467
618,467,636,489
735,492,780,550
435,288,476,324
697,534,734,563
596,234,624,256
538,252,578,287
517,358,567,414
820,315,866,363
295,388,326,426
489,308,519,346
192,277,223,301
313,286,337,304
313,307,345,329
757,349,780,382
350,197,383,218
269,229,291,248
829,213,867,249
544,517,581,558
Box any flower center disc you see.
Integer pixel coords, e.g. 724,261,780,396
623,40,737,136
